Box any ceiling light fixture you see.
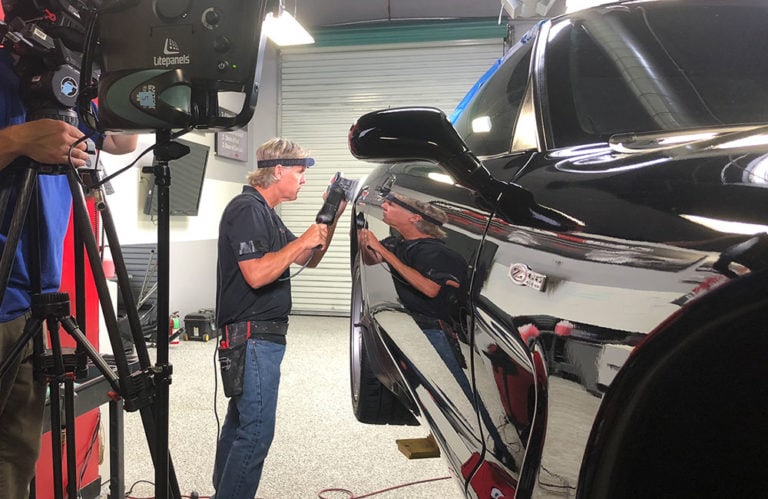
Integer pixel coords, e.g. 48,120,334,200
500,0,522,20
263,0,314,46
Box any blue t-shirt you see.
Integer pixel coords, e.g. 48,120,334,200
0,48,73,321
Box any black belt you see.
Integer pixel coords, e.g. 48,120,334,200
221,320,288,346
413,315,444,330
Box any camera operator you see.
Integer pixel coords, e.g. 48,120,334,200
212,138,346,499
0,7,137,493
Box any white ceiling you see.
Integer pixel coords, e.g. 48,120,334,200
291,0,568,29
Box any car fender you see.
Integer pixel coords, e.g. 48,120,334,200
577,269,768,498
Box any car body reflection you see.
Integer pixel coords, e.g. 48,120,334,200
347,2,768,498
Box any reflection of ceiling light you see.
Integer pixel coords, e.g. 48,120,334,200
716,134,768,149
566,0,615,13
744,153,768,184
536,0,557,16
659,132,719,145
427,172,454,185
501,0,522,19
681,214,768,235
263,9,314,46
472,116,492,133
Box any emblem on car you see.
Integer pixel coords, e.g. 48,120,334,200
508,263,547,292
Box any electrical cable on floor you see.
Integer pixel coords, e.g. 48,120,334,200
212,341,222,446
124,479,210,499
316,475,452,499
127,334,451,499
537,465,575,494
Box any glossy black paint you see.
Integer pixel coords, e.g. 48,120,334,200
350,108,583,232
347,1,768,497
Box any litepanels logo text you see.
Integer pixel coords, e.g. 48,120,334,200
153,38,190,67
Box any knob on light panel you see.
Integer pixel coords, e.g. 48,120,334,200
155,0,191,21
202,7,223,29
214,35,232,53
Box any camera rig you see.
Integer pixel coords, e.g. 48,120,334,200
0,0,90,126
0,1,280,498
1,0,277,132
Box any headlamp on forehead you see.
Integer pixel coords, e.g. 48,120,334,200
256,157,315,168
385,193,444,226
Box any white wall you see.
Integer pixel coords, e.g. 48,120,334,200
98,44,280,317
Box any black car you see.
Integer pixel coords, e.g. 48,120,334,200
347,1,768,498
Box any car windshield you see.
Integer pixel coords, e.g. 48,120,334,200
547,3,768,148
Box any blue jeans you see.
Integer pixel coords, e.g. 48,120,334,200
212,338,286,499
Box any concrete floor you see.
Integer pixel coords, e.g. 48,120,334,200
101,315,464,499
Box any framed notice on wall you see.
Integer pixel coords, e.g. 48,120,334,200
215,109,249,162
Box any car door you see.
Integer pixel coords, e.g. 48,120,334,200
354,161,496,485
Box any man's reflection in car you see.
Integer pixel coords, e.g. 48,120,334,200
358,192,515,469
358,192,464,343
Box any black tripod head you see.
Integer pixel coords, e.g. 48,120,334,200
1,1,93,126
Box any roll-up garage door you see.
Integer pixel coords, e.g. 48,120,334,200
280,37,504,315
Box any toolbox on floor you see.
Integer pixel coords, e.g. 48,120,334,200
183,309,216,341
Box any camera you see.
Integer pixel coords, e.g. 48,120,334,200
0,0,92,124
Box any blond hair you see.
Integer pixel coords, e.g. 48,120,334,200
247,137,310,187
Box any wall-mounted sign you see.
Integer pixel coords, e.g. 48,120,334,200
214,109,249,162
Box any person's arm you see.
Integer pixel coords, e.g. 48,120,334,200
358,228,384,265
364,235,443,298
295,194,348,268
238,223,328,289
0,119,90,171
101,133,138,155
298,205,347,268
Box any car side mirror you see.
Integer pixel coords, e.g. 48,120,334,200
349,107,500,196
349,107,582,232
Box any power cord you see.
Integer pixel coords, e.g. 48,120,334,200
278,247,318,281
537,464,576,494
124,475,453,499
317,475,452,498
213,338,222,448
124,479,209,499
153,321,452,499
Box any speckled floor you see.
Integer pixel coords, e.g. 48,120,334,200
100,315,463,499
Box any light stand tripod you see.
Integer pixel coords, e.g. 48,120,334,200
0,149,182,498
142,129,191,499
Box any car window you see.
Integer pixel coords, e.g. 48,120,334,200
453,42,533,158
546,4,768,148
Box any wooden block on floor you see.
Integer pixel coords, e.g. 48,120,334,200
396,434,440,459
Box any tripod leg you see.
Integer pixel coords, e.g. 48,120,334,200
139,405,182,498
64,377,77,499
59,316,120,393
70,165,181,498
108,398,125,499
47,318,65,499
66,171,134,388
59,306,182,498
0,168,36,308
49,377,64,499
93,184,151,368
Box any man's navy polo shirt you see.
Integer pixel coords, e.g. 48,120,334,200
216,185,297,327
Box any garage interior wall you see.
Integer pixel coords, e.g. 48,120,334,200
278,22,511,315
